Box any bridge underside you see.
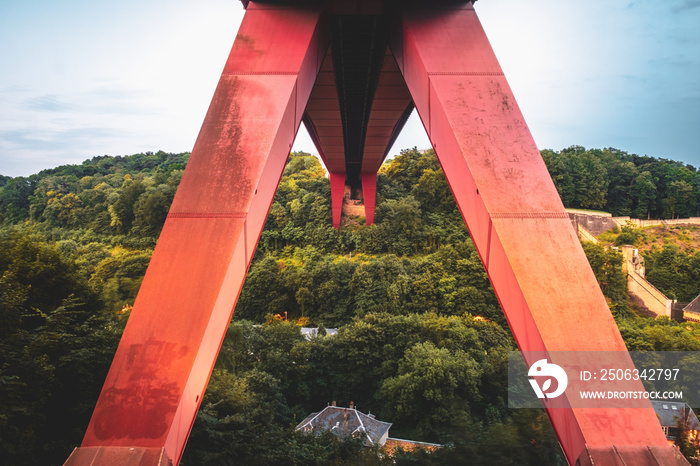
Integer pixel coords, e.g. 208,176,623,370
303,10,413,227
67,1,688,465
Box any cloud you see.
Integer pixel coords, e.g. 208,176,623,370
673,0,700,11
0,81,171,176
0,127,119,152
648,54,696,70
628,0,700,11
24,94,73,112
12,85,157,121
0,85,30,94
0,126,135,176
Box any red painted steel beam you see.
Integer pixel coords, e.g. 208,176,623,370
70,2,687,464
329,171,345,228
360,47,413,177
303,49,348,228
305,47,411,227
391,3,681,464
359,47,413,224
304,50,345,175
68,3,328,465
360,173,377,225
306,46,412,226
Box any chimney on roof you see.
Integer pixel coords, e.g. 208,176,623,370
332,401,336,407
349,401,354,410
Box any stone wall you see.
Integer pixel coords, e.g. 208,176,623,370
618,245,671,318
628,268,672,318
568,209,700,234
566,209,616,236
613,217,700,229
571,216,683,319
577,224,599,243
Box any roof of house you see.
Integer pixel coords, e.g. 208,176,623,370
684,294,700,314
295,405,392,446
651,400,700,429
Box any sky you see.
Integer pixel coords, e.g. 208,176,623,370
0,0,699,177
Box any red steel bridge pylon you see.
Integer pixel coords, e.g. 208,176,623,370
65,1,688,465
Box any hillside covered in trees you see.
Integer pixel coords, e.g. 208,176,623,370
1,147,700,465
541,146,700,218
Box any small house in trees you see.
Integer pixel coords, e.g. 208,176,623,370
295,402,442,453
683,295,700,322
651,400,700,442
296,402,391,446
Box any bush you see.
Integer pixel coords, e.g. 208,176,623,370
615,226,640,246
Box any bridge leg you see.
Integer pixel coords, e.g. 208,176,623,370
68,4,328,465
361,172,377,225
392,4,679,465
330,171,345,228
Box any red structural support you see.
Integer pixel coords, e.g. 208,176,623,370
360,172,377,226
329,171,345,228
68,2,688,465
66,3,328,465
391,3,682,464
303,49,347,228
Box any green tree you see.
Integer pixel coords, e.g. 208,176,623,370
541,149,575,206
42,192,84,228
0,231,119,465
0,177,36,223
379,341,481,441
573,149,609,209
663,180,694,219
602,150,638,216
633,171,658,219
89,248,152,311
107,175,148,234
235,256,290,321
644,246,700,302
582,242,629,316
133,184,175,236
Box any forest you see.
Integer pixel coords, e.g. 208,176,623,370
541,146,700,218
1,146,700,465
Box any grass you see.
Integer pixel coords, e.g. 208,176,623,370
596,225,700,253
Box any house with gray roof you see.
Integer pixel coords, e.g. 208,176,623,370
295,402,392,447
651,400,700,441
683,295,700,322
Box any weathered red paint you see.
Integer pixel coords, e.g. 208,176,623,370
304,49,348,228
305,46,410,226
359,48,413,177
65,447,172,466
360,173,377,226
391,3,681,464
358,48,412,224
69,1,688,465
69,3,328,465
329,171,345,228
